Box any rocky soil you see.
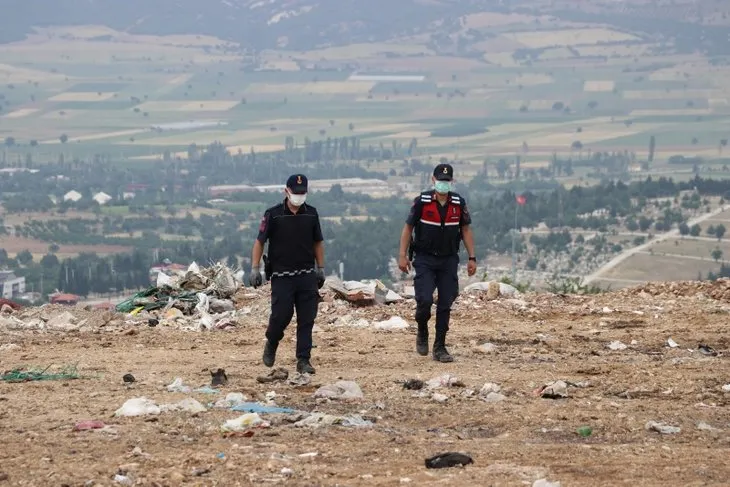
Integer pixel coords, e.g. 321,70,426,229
1,280,730,486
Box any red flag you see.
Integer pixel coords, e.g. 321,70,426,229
516,194,526,205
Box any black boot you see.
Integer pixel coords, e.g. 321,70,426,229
416,324,429,356
262,340,277,367
432,332,453,363
297,358,316,375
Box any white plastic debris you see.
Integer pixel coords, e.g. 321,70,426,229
221,413,267,432
213,392,247,408
114,397,161,417
533,479,561,487
156,272,173,287
645,421,681,435
721,384,730,392
426,374,462,390
373,316,409,330
294,413,373,428
607,340,627,351
166,377,192,393
314,381,364,400
667,338,679,348
114,474,133,486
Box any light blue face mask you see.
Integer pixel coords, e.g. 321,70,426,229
434,181,451,194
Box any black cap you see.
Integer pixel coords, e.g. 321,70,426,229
433,163,453,181
286,174,308,194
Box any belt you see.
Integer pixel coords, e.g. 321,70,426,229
270,268,315,278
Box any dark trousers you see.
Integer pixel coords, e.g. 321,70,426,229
266,273,319,359
413,253,459,335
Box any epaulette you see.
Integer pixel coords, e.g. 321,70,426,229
420,191,433,203
449,193,462,205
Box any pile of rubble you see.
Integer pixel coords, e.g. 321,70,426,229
618,278,730,301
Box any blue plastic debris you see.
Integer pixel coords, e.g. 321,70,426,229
194,386,220,394
231,402,296,414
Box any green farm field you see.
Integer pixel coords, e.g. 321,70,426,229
1,22,730,177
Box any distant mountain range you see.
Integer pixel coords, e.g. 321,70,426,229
1,0,728,55
0,0,500,49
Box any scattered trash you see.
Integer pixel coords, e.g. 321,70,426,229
221,413,269,432
257,367,289,384
122,374,136,384
167,377,192,393
698,344,718,356
426,374,464,390
533,479,561,487
213,392,247,408
115,397,161,417
537,380,569,399
327,278,402,306
160,398,207,413
73,420,106,431
645,421,681,435
667,338,679,348
113,474,133,486
288,373,311,387
373,316,409,330
607,340,627,351
479,383,506,402
294,413,373,428
314,381,364,400
424,452,474,469
231,402,296,414
194,386,220,394
402,379,424,390
1,365,79,382
211,368,228,386
576,426,593,437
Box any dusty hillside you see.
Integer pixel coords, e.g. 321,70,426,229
1,280,729,486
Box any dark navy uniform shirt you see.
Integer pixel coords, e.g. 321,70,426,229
257,200,323,275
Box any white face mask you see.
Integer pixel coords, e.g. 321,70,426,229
287,192,307,206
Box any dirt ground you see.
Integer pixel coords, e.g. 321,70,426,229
1,283,730,486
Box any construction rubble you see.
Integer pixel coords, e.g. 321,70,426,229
3,262,730,334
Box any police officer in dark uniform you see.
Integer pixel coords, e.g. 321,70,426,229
398,163,477,362
249,174,325,374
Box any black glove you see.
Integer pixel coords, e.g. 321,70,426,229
249,267,263,288
316,266,325,289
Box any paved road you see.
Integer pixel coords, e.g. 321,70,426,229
583,205,728,285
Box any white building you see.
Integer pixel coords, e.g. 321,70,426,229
63,190,82,202
93,192,112,205
0,271,25,299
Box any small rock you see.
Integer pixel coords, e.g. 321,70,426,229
0,472,8,482
722,384,730,392
645,421,680,435
482,392,506,402
122,374,136,384
281,468,294,477
697,421,721,432
667,338,679,348
475,342,497,354
148,318,159,327
211,368,228,386
607,340,627,351
432,393,448,403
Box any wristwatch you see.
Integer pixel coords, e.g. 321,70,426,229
468,256,476,262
